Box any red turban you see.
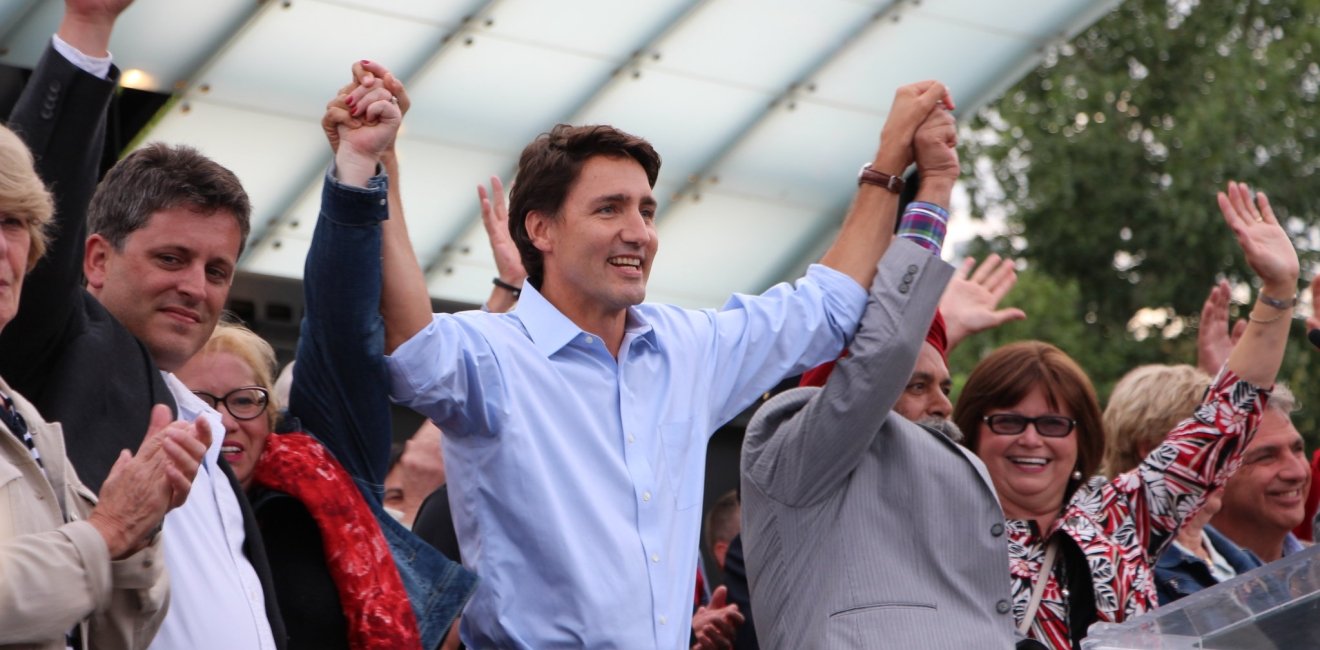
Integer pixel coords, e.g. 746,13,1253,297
799,310,948,388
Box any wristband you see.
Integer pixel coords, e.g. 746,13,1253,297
493,277,522,298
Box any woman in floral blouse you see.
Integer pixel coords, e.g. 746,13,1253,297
951,181,1298,650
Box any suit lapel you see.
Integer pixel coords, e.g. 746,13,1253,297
917,422,998,499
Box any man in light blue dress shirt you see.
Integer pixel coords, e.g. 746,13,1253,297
379,84,957,648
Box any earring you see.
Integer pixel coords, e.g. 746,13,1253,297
1071,469,1084,481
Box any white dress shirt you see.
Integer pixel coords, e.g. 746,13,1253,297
147,374,275,650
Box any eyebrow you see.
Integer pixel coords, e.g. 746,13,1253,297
592,193,658,208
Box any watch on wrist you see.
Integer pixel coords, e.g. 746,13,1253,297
857,163,905,194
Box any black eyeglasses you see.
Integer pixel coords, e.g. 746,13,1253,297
192,387,270,421
983,413,1076,438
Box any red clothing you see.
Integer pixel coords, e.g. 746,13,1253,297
253,433,421,650
1009,370,1267,650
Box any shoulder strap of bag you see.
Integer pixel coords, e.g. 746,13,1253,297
1018,539,1059,636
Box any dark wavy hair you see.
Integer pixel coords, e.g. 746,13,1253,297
508,124,660,288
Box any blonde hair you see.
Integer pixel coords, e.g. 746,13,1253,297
0,125,53,270
200,320,279,429
1102,364,1211,476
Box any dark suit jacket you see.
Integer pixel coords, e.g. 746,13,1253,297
414,484,463,563
741,240,1017,649
0,44,174,493
2,42,286,648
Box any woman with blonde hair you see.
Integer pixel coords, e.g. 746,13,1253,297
177,68,473,650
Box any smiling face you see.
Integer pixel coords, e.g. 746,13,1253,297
528,155,658,325
84,206,242,372
176,350,271,488
1215,408,1311,536
975,384,1079,523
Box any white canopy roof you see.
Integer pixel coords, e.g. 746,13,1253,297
1,0,1120,309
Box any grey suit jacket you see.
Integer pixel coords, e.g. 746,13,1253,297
741,240,1017,649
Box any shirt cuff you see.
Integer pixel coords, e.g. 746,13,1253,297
51,34,113,79
803,263,869,330
896,201,949,256
320,161,389,227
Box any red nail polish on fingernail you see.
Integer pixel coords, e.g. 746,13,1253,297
362,59,371,64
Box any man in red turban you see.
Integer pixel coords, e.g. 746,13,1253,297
800,309,958,439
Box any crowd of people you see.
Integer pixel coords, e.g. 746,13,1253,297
1,1,1316,649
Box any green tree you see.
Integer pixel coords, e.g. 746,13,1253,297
963,0,1320,448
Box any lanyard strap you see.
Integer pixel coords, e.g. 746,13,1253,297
1019,539,1059,636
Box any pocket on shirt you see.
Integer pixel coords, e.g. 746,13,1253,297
659,420,703,510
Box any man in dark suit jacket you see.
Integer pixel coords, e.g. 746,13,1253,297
1,1,284,647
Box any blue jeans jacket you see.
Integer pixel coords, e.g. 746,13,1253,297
290,168,477,648
1154,524,1261,605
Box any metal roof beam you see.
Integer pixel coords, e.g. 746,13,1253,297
243,0,498,259
423,0,711,280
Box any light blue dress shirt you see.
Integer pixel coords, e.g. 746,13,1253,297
388,264,866,649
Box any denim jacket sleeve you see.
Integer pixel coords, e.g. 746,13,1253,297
288,165,392,491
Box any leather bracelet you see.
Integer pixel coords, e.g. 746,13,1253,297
857,163,905,194
493,277,522,298
1257,291,1297,310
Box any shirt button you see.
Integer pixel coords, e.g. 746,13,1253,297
659,615,667,625
990,523,1004,537
642,491,651,502
627,434,635,444
651,553,660,563
996,599,1010,614
585,335,595,344
378,198,386,205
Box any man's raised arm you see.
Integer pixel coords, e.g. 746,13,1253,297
816,81,954,288
0,0,132,381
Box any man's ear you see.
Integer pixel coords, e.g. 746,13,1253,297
525,210,556,254
84,234,112,293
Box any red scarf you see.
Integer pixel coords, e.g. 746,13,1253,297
252,433,421,650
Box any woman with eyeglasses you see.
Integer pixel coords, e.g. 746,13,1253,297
180,321,425,650
951,182,1298,650
175,64,477,650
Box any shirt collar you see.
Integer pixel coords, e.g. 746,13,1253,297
160,371,224,464
513,282,658,357
1283,531,1305,556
